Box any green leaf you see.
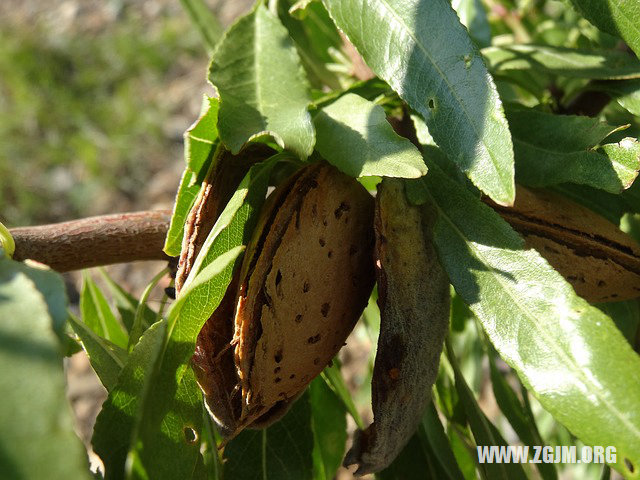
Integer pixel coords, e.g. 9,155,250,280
68,313,127,391
179,0,223,51
323,0,515,205
451,0,491,48
223,393,315,479
128,268,167,350
567,0,640,59
209,4,315,158
277,0,346,90
482,45,640,79
421,403,466,480
414,155,640,478
98,268,156,333
506,105,640,193
92,319,168,480
164,97,220,256
596,300,640,345
487,355,558,480
313,93,426,178
80,273,128,349
321,362,364,429
447,342,528,480
588,79,640,116
0,258,90,480
134,247,243,479
309,377,347,480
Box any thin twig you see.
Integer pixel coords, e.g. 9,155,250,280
9,210,173,272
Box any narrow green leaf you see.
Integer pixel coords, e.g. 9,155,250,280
210,4,315,158
323,0,515,205
313,93,426,178
413,155,640,477
164,97,220,256
447,342,528,480
223,393,315,479
0,220,15,258
68,313,127,391
321,363,364,429
98,268,156,333
483,45,640,79
588,79,640,116
506,105,640,192
80,273,128,349
0,258,90,480
487,355,558,480
278,0,346,90
309,377,347,480
92,319,168,480
128,268,167,350
134,247,243,479
421,403,466,480
567,0,640,59
596,300,640,345
451,0,491,48
179,0,223,51
378,434,436,480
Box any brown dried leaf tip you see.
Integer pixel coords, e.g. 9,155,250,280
190,162,375,438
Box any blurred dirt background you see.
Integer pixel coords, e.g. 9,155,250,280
0,2,375,477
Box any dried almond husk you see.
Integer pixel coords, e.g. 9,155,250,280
490,186,640,303
344,178,450,475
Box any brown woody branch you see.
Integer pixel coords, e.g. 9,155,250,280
9,210,173,272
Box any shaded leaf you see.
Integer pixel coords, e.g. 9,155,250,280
447,342,528,480
80,273,128,349
314,93,426,178
411,154,640,477
596,300,640,345
421,403,466,480
551,183,626,224
488,355,558,480
483,45,640,80
209,4,315,158
378,434,435,480
323,0,515,205
506,105,640,192
98,268,156,334
452,0,491,48
0,258,90,480
92,319,168,480
309,377,347,480
179,0,223,51
223,392,314,479
164,96,220,256
567,0,640,58
321,362,364,429
68,313,127,391
589,79,640,116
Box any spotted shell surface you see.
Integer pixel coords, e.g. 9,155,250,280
234,162,376,424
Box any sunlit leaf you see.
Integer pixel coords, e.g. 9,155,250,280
409,155,640,477
314,93,426,178
80,273,128,349
323,0,515,205
210,4,315,158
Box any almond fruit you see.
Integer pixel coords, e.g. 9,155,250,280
191,161,375,437
490,186,640,303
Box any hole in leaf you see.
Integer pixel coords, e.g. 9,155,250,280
183,427,198,445
428,98,435,109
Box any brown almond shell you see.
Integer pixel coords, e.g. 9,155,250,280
491,186,640,302
234,162,376,425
